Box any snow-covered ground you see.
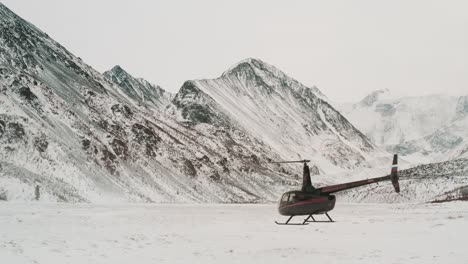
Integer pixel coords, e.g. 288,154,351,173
1,203,467,264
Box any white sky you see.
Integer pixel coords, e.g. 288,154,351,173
2,0,467,102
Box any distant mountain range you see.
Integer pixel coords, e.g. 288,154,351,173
338,89,468,163
0,3,393,203
1,2,466,203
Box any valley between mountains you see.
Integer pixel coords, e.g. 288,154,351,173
0,2,466,203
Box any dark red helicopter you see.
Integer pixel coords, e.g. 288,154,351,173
274,154,400,225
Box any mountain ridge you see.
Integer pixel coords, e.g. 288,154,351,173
103,65,172,109
339,89,468,163
176,58,383,174
1,2,465,204
2,2,379,202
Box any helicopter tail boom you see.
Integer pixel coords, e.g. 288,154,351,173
318,154,400,194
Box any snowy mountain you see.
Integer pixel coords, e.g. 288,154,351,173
171,58,383,174
340,89,459,146
339,89,468,163
338,158,468,203
388,95,468,162
389,108,468,161
2,2,465,204
0,3,385,203
0,3,294,203
103,65,172,109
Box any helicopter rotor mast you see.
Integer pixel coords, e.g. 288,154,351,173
270,159,314,192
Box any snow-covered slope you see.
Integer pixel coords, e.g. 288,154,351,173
340,89,459,146
172,58,384,174
387,95,468,162
339,89,468,163
1,2,463,204
0,3,384,203
0,3,295,203
103,65,172,109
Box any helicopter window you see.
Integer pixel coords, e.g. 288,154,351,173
288,193,297,203
281,194,289,203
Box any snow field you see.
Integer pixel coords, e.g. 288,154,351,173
1,202,468,264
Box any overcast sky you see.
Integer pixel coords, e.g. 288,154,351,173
2,0,467,102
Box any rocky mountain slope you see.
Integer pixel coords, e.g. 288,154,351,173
103,65,173,109
0,3,387,203
169,58,385,174
0,3,296,203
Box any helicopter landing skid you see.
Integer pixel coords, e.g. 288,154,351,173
274,215,309,225
275,221,309,226
275,213,334,225
304,212,334,223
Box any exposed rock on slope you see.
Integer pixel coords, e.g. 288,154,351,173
103,65,172,109
172,58,381,174
0,3,294,203
3,2,457,204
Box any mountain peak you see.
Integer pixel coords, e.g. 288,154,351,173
222,58,277,77
359,89,390,107
106,65,130,79
219,58,326,99
104,65,172,107
111,65,125,73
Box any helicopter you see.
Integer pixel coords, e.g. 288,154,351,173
274,154,400,225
